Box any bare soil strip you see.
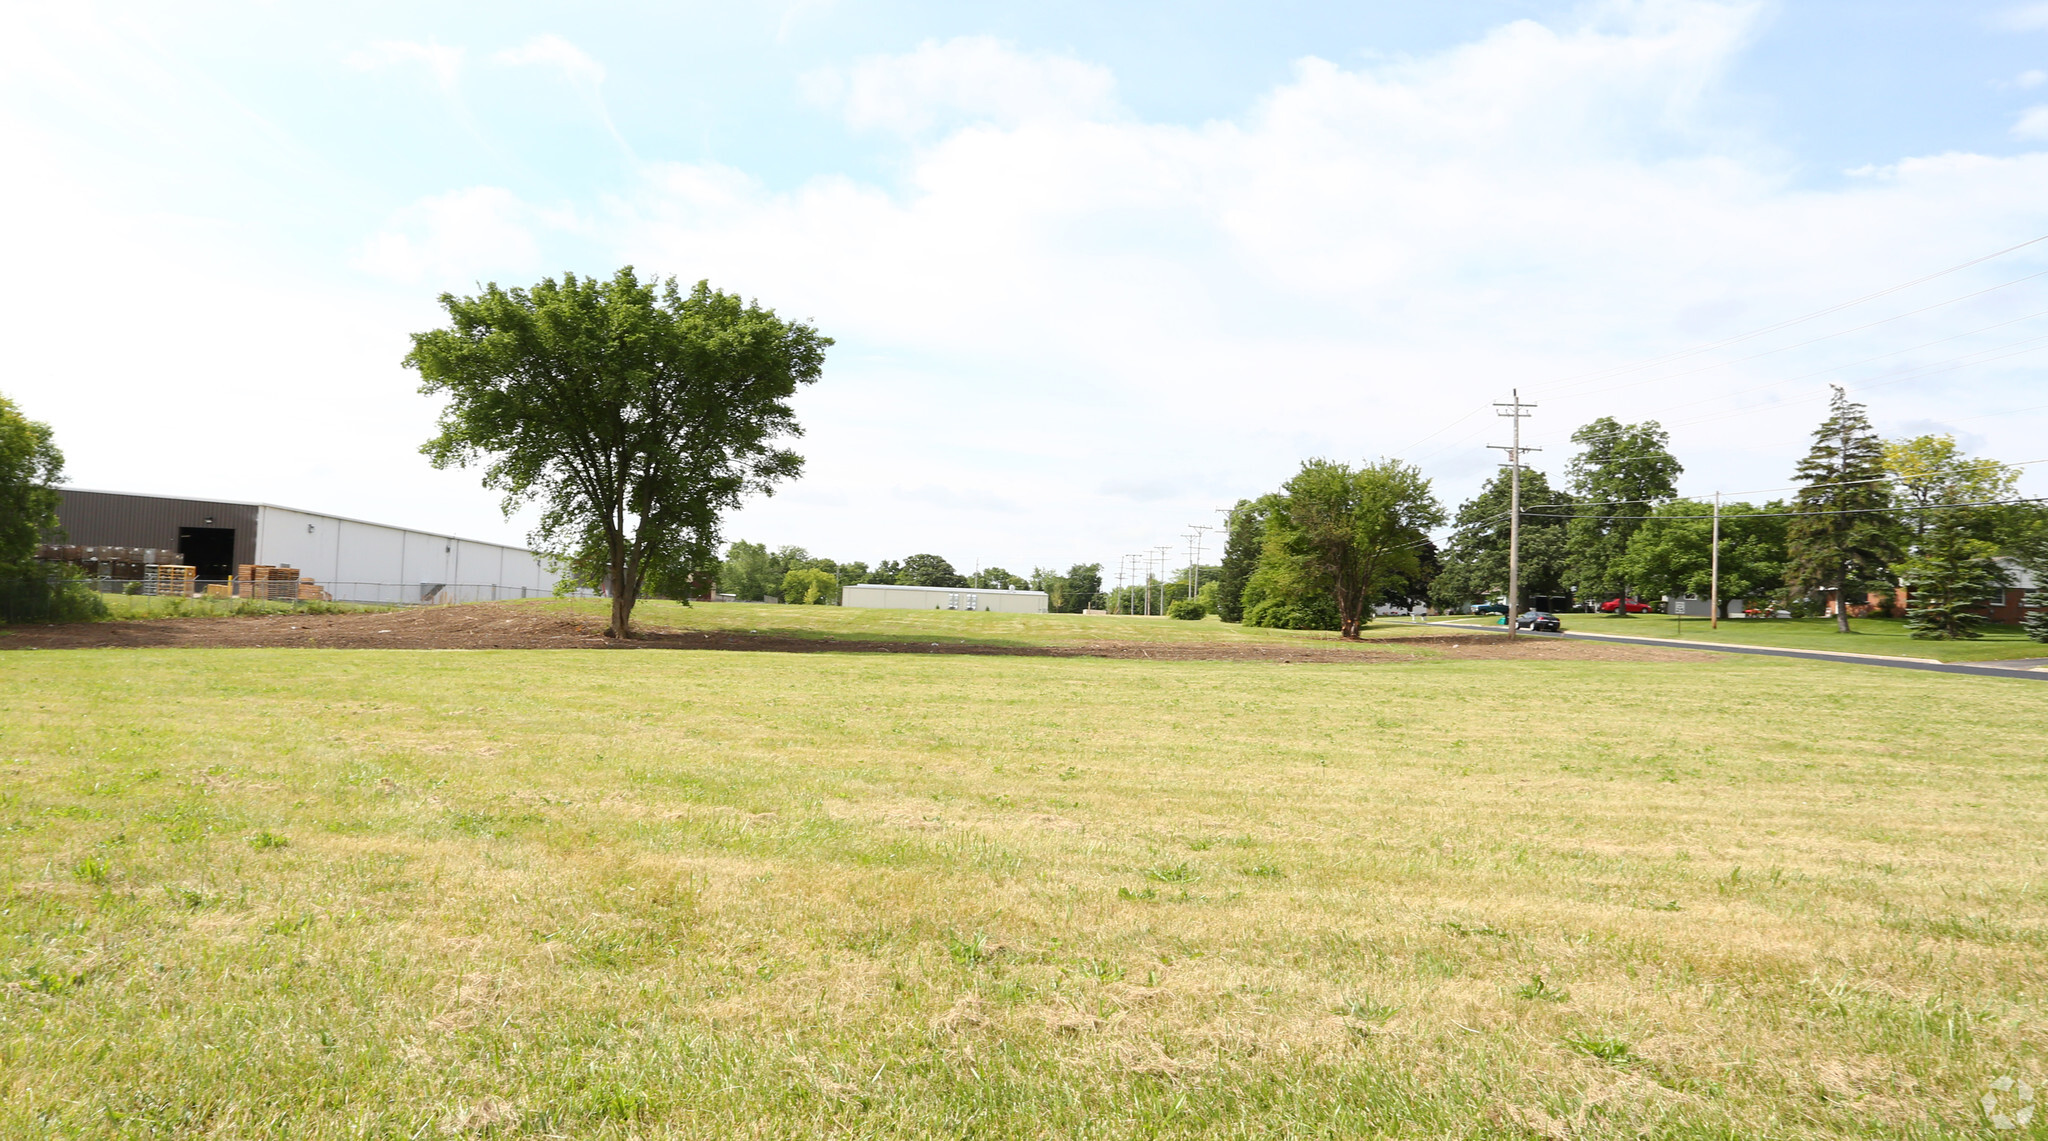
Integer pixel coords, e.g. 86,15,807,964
0,603,1697,662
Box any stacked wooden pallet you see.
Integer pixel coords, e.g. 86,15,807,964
236,565,304,601
297,579,332,602
144,564,196,596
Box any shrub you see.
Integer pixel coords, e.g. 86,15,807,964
1242,596,1341,630
0,576,109,624
1166,598,1205,620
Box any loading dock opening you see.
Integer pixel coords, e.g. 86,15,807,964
177,527,236,580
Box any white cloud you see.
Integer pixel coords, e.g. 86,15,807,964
613,1,2048,560
354,186,581,285
1996,3,2048,31
344,40,464,92
802,36,1118,133
493,34,605,87
2016,104,2048,138
2019,68,2048,88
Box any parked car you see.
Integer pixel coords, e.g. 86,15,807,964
1515,610,1562,632
1598,598,1653,613
1473,602,1509,615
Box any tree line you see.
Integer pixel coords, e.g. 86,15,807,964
701,544,1105,612
1209,386,2047,641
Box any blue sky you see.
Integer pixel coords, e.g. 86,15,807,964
6,1,2048,571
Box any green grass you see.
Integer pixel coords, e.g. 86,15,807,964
1441,611,2048,662
2,635,2044,1137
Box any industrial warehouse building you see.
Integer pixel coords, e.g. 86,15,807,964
841,583,1049,613
49,489,562,603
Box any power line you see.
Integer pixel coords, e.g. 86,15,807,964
1519,495,2048,521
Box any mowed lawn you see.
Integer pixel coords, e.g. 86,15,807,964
2,639,2045,1137
1438,611,2048,663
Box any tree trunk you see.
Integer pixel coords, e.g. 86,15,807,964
606,533,633,639
1833,584,1850,633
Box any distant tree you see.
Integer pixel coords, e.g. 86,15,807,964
871,559,903,586
1884,435,2018,640
719,540,777,600
1784,387,1897,634
1031,563,1103,613
969,566,1028,590
2011,508,2048,643
780,567,839,605
1431,468,1572,613
1614,500,1786,606
1565,418,1682,616
1214,497,1277,623
898,553,964,587
1258,458,1443,639
837,560,872,586
410,269,829,636
1165,598,1206,620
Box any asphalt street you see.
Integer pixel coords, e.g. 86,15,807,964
1534,630,2048,681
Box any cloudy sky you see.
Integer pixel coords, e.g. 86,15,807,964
6,0,2047,575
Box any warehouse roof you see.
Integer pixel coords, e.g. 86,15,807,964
61,487,541,555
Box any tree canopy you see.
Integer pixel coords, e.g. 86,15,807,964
1431,467,1572,612
1883,434,2018,640
1259,458,1443,639
409,268,828,636
1565,418,1681,610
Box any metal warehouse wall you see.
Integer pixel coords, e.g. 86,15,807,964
254,505,558,598
55,490,258,568
842,584,1050,613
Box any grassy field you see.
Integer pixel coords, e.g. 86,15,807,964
1439,612,2048,663
3,630,2046,1137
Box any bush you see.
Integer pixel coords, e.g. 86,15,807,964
0,576,109,624
1166,598,1206,620
1242,596,1341,631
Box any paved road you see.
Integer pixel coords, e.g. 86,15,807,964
1535,630,2048,681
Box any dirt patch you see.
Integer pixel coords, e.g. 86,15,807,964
0,604,1696,663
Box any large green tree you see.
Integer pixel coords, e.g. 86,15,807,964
1565,418,1682,615
410,269,828,636
0,394,63,573
1613,500,1787,608
1259,458,1443,639
1785,386,1896,633
1884,435,2018,640
1430,468,1572,612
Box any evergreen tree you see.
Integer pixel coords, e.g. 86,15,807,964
2024,586,2048,643
1213,496,1277,623
1565,418,1682,616
1785,386,1896,633
1884,435,2019,640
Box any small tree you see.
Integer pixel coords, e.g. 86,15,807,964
0,394,104,624
780,567,839,605
1785,387,1895,633
1883,436,2019,640
1264,458,1443,639
410,269,828,637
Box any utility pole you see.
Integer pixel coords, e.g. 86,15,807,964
1186,524,1213,599
1154,545,1173,615
1489,390,1539,639
1710,491,1722,630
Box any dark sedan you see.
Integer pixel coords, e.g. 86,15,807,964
1514,610,1562,632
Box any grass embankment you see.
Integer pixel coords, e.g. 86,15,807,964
4,644,2045,1137
562,597,1436,650
96,594,396,620
1440,612,2048,663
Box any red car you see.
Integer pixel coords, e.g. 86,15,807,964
1599,598,1654,613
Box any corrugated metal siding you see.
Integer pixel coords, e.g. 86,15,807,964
55,491,259,569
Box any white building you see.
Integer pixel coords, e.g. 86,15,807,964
54,489,562,603
841,583,1049,613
